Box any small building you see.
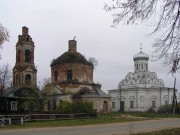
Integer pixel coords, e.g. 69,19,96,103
108,50,174,112
45,40,111,113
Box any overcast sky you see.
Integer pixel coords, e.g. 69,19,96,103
1,0,179,93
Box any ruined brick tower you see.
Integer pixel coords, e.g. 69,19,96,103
13,26,37,87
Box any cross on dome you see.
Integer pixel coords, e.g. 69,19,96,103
140,43,142,52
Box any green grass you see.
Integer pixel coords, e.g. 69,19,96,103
124,112,180,118
0,112,180,130
132,128,180,135
0,113,137,129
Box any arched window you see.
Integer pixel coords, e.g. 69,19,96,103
17,50,20,62
140,96,145,108
25,50,31,62
141,63,143,70
129,96,135,108
139,63,140,70
16,74,19,85
136,64,138,70
54,71,58,81
151,96,157,108
164,95,168,106
146,64,148,70
67,70,72,80
25,74,31,85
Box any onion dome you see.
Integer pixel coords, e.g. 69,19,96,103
133,51,149,61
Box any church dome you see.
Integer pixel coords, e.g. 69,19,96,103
51,40,92,66
51,51,92,66
133,51,149,61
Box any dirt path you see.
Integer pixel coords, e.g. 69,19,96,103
1,118,180,135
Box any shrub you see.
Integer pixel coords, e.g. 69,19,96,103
56,101,94,114
56,101,73,113
157,103,180,114
72,102,94,113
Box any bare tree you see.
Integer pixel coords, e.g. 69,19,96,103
0,64,12,96
104,0,180,73
39,77,51,91
88,57,98,69
0,23,9,46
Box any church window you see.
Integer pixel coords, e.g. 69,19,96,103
112,102,115,109
25,74,31,85
25,50,31,62
67,70,72,80
130,101,134,108
140,96,145,108
141,63,143,70
18,50,20,62
165,100,168,106
54,71,58,81
16,74,19,85
129,96,135,108
136,64,138,70
146,64,148,70
152,101,156,108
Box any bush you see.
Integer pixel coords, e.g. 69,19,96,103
56,101,94,114
56,101,73,113
72,102,94,113
157,103,180,114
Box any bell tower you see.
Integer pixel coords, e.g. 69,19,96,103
13,26,37,88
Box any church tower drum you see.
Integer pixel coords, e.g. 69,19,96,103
133,49,149,72
13,26,37,87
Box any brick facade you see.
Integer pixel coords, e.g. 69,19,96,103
13,27,37,87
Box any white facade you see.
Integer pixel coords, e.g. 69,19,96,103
108,50,174,112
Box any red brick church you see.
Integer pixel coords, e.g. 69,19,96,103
0,26,111,113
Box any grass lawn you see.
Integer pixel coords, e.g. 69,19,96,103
0,112,180,129
0,113,141,129
132,128,180,135
124,112,180,118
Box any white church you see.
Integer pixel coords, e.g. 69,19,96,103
108,49,174,112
